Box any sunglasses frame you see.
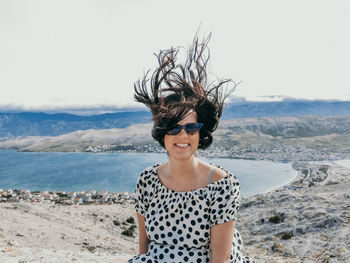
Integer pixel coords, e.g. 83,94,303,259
165,122,203,136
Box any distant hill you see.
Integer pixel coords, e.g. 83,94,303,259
221,100,350,119
0,100,349,138
1,116,349,162
0,111,151,137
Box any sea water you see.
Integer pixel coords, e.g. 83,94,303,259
0,150,297,197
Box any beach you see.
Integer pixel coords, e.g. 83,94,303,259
1,162,349,263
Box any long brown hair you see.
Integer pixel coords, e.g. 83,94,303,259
134,34,236,149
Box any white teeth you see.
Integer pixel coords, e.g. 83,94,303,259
175,143,189,147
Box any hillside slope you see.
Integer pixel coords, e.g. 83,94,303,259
1,116,349,161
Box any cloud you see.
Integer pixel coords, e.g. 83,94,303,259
240,96,286,102
0,103,146,116
229,95,350,103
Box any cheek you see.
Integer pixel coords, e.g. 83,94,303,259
192,134,200,146
163,135,171,148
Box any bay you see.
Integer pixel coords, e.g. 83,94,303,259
0,150,297,197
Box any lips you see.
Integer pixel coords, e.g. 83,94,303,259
174,143,190,148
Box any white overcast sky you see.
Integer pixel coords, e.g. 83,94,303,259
1,0,350,111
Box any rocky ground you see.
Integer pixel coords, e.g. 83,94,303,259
237,163,350,263
0,202,136,262
0,163,349,263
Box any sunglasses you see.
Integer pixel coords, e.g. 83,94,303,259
166,123,203,136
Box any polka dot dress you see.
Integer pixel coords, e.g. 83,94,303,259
127,163,255,263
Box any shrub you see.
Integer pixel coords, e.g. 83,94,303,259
269,214,284,224
126,216,135,224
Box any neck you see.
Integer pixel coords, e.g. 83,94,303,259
166,156,200,181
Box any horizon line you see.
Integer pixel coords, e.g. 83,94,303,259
1,97,350,116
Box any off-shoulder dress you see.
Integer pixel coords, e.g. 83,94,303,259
127,163,255,263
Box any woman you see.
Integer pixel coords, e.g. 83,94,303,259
127,35,254,263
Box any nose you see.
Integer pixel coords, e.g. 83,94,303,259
177,127,189,137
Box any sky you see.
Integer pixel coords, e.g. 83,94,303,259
1,0,350,113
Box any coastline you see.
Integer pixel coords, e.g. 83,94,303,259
0,159,300,204
0,149,298,198
258,167,299,196
1,162,350,262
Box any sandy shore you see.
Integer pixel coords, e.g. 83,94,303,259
1,162,349,263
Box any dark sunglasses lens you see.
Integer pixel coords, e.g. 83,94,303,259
184,123,202,135
166,126,181,135
166,123,203,135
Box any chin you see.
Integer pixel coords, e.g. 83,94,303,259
168,151,196,161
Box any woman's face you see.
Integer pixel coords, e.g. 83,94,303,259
164,111,200,161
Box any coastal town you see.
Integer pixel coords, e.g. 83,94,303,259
85,142,349,162
283,162,331,189
0,189,135,205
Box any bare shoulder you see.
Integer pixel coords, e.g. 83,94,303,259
211,166,228,183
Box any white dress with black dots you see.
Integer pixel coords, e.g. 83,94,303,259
127,163,255,263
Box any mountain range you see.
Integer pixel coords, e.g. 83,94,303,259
0,100,349,138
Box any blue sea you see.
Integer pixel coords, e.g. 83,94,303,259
0,150,297,197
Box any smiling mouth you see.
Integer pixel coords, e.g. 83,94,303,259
174,143,190,148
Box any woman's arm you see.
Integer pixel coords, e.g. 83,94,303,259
136,212,150,254
210,220,235,263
